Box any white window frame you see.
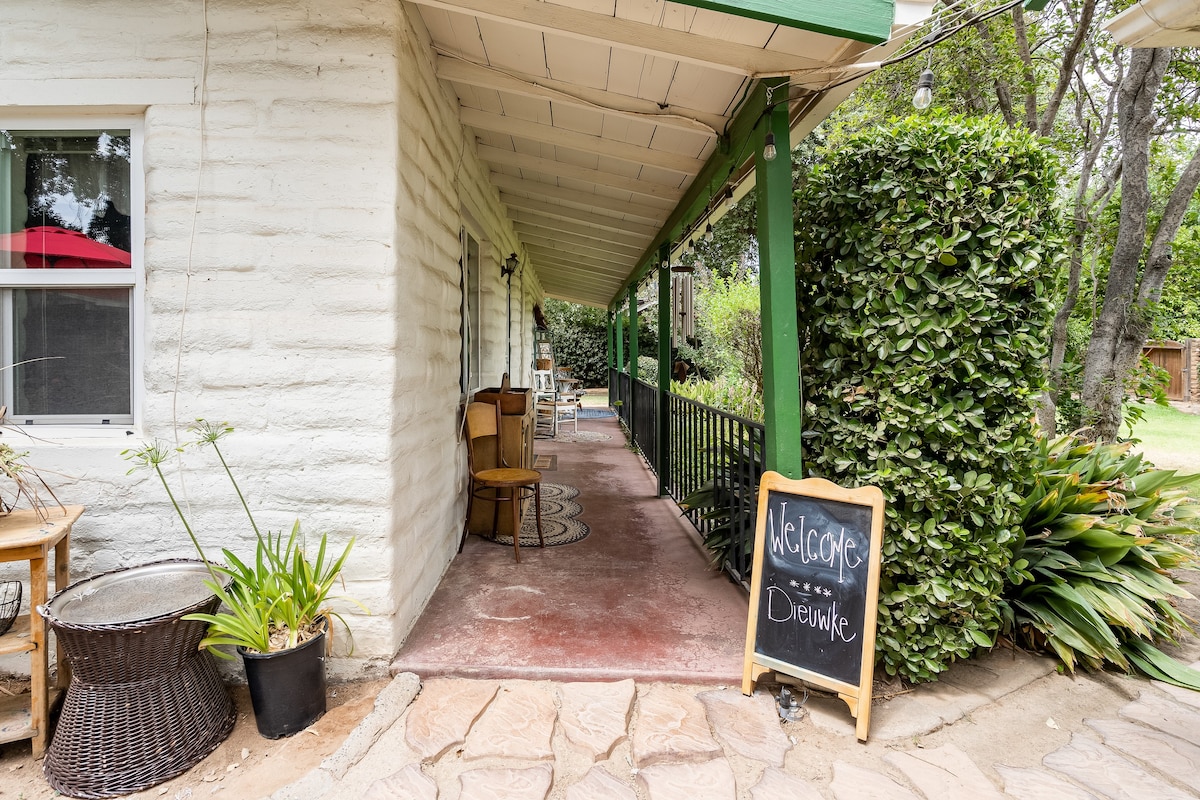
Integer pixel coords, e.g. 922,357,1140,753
460,225,482,396
0,115,144,434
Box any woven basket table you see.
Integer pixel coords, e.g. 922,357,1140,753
38,559,235,799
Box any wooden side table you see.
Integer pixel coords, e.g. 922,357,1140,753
0,505,82,757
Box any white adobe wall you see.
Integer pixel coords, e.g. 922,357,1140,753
0,0,538,677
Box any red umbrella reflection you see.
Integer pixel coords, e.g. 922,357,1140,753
0,226,131,268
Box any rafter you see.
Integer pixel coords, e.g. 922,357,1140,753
478,145,685,203
516,227,646,260
491,174,669,223
410,0,831,76
524,245,631,276
437,56,725,137
500,195,662,238
460,108,705,176
509,210,653,248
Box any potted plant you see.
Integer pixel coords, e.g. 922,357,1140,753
124,420,361,738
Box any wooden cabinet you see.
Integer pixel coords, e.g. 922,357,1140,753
0,505,82,757
469,389,535,536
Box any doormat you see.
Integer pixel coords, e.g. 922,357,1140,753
533,454,557,471
556,431,612,443
577,408,617,419
490,483,589,548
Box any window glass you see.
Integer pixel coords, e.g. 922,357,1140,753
461,229,481,394
12,288,131,418
0,127,136,425
1,130,132,267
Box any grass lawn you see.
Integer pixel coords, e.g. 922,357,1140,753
1125,403,1200,499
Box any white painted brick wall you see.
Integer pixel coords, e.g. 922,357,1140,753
0,0,542,678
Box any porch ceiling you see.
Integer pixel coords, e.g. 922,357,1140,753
409,0,932,308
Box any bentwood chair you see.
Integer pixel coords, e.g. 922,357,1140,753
460,401,544,562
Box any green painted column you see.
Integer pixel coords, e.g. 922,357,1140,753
628,284,639,431
615,306,625,375
756,77,803,479
656,243,673,497
606,310,614,372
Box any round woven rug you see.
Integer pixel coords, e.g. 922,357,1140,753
490,483,590,547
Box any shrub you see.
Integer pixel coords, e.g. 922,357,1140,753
1004,435,1200,689
794,114,1065,682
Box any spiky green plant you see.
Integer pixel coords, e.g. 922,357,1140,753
124,420,362,657
1003,435,1200,689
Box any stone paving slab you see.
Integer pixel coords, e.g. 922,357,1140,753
405,678,500,761
1152,680,1200,709
884,744,1005,800
993,764,1098,800
637,757,738,800
565,766,638,800
829,761,921,800
462,682,558,761
1118,690,1200,747
1043,732,1196,800
1086,716,1200,793
364,764,437,800
631,684,723,768
749,766,824,800
557,679,635,762
458,763,554,799
697,688,791,767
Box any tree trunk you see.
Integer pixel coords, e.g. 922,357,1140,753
1079,48,1173,441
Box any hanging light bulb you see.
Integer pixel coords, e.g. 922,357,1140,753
763,132,778,162
704,223,714,243
912,68,934,110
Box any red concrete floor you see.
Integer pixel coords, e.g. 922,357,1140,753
390,415,750,684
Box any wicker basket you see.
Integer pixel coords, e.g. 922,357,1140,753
39,560,235,799
0,580,20,637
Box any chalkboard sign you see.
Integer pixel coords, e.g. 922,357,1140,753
742,472,885,741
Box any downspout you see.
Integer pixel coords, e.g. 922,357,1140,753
756,78,803,479
656,242,672,497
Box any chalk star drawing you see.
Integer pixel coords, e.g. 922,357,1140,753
789,579,800,588
823,588,833,597
803,582,811,591
813,585,824,594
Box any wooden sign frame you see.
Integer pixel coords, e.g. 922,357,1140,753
742,471,885,741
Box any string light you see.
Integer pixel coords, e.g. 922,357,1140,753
912,68,934,109
763,132,778,162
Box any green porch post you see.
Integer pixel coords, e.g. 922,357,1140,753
615,306,625,375
756,78,803,479
656,243,672,497
628,284,639,430
606,311,614,372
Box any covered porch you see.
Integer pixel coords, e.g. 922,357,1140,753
392,412,748,683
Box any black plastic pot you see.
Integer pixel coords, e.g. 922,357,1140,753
240,618,328,739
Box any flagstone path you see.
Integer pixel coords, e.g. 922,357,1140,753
271,648,1200,800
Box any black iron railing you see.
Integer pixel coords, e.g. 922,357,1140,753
607,368,764,589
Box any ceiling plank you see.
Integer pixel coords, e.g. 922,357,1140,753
477,145,685,202
510,210,653,247
491,174,669,222
516,227,647,260
409,0,832,75
460,108,705,175
504,200,662,239
525,245,632,276
437,56,725,137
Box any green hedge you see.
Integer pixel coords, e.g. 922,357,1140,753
794,114,1066,682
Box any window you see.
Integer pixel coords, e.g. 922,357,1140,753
0,125,139,425
460,228,481,394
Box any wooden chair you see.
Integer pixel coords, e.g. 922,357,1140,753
532,369,578,437
459,401,544,562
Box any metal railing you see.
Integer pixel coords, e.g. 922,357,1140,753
608,368,764,589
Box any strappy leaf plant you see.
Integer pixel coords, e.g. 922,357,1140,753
1002,435,1200,689
124,420,362,657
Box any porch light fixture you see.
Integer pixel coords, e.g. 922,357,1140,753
501,253,519,278
762,132,778,162
913,68,934,110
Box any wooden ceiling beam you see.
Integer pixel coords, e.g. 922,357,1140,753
478,145,685,203
500,195,662,238
461,108,705,176
410,0,829,75
437,56,725,137
491,174,669,223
